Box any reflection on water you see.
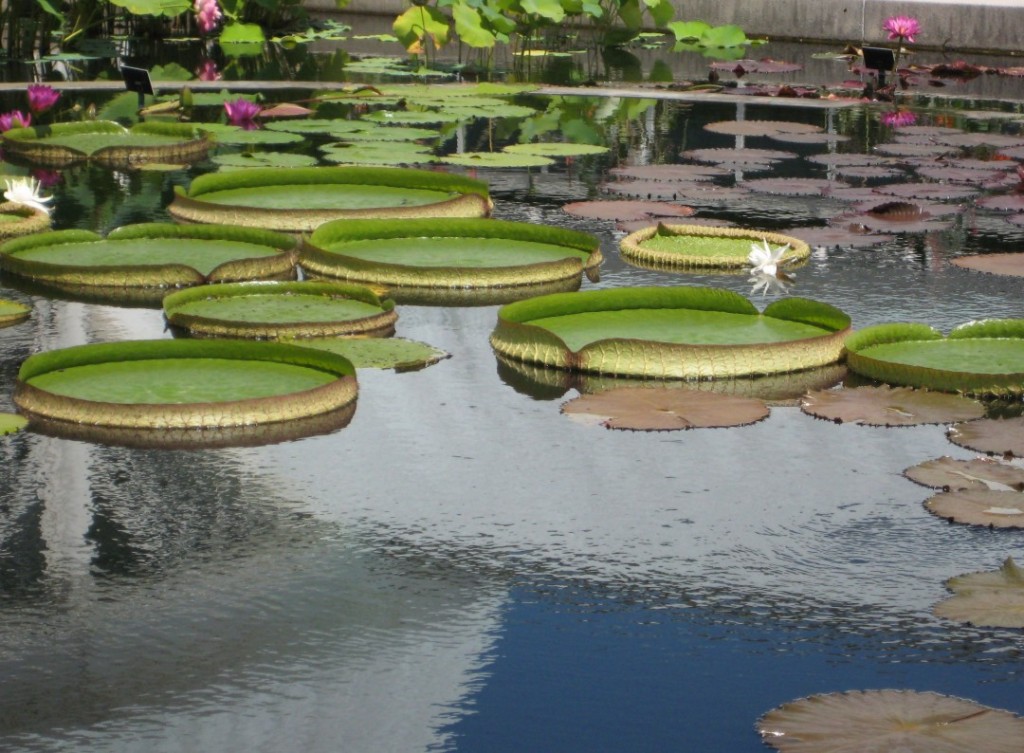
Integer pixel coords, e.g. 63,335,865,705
2,90,1024,751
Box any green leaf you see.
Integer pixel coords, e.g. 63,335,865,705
33,0,64,22
521,0,565,23
453,3,497,48
393,6,451,52
0,413,27,436
617,0,643,29
150,62,193,81
107,0,189,15
702,23,749,47
219,21,267,44
644,0,674,27
667,20,711,41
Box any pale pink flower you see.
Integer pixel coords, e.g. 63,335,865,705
196,59,222,81
883,16,921,43
880,109,918,129
194,0,222,34
0,111,31,131
26,84,60,115
224,98,262,130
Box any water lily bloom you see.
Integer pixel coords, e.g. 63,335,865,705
224,98,262,129
881,109,918,128
3,176,54,215
196,59,222,82
748,238,790,277
883,15,920,43
749,270,792,297
26,84,60,115
0,111,30,132
194,0,223,34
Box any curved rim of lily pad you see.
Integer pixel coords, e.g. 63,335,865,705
757,689,1024,753
163,280,397,339
925,488,1024,528
903,456,1024,491
0,297,31,328
167,166,493,232
0,223,298,288
281,335,450,372
800,385,986,426
0,200,52,239
952,252,1024,278
845,320,1024,396
369,275,585,307
934,557,1024,628
2,121,211,168
302,217,600,290
560,386,770,430
619,223,809,271
14,339,358,434
489,286,851,380
948,415,1024,457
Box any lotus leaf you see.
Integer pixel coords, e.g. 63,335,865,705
800,385,985,426
163,280,397,339
757,689,1024,753
283,336,449,371
561,387,769,430
845,320,1024,395
620,224,809,271
903,456,1024,492
934,557,1024,628
925,488,1024,528
948,415,1024,457
490,286,850,379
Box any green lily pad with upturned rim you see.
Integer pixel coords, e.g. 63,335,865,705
14,339,358,444
0,412,27,435
620,223,810,271
845,319,1024,396
1,121,212,168
302,217,601,291
0,201,51,239
489,286,851,379
0,223,297,290
168,166,492,232
0,297,30,327
283,336,449,371
163,280,397,339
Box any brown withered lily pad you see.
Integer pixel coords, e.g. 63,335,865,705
600,180,714,201
976,193,1024,212
709,59,803,75
925,488,1024,528
616,216,735,234
703,120,821,137
953,252,1024,277
757,689,1024,753
561,200,695,222
856,199,961,221
903,456,1024,491
768,132,851,145
782,224,894,249
826,186,899,203
873,142,959,159
560,387,769,431
871,181,979,202
939,132,1024,149
948,415,1024,457
680,147,797,165
741,178,847,196
915,165,1009,184
608,164,728,182
807,153,897,168
889,125,965,137
800,386,985,426
832,165,904,180
934,557,1024,628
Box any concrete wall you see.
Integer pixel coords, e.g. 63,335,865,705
307,0,1024,55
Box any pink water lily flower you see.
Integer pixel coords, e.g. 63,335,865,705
881,109,918,129
196,59,222,82
194,0,222,34
883,15,921,43
0,111,31,132
224,98,262,130
26,84,60,115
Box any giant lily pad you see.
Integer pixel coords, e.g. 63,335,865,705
0,297,31,327
0,224,297,293
757,689,1024,753
2,121,211,168
303,217,600,291
948,415,1024,457
934,557,1024,628
904,456,1024,491
619,224,808,271
0,201,51,239
489,286,850,379
283,336,449,371
925,488,1024,528
800,385,985,426
164,280,396,339
13,339,358,442
845,320,1024,396
168,166,492,232
560,387,769,430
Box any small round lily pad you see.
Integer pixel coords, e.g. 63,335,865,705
560,387,769,430
503,143,609,158
800,386,986,426
948,415,1024,457
934,557,1024,628
283,336,449,371
619,224,809,271
903,456,1024,492
924,488,1024,528
0,297,31,327
0,412,28,435
0,201,51,239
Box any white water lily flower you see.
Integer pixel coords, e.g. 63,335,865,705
3,176,54,215
749,270,793,297
747,237,789,276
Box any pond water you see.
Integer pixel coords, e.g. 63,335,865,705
1,84,1023,752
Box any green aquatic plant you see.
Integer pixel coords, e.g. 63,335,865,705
620,224,809,272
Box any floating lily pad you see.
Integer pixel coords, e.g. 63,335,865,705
0,297,31,327
767,131,851,145
263,118,370,137
363,109,465,126
168,166,492,231
608,164,729,182
681,147,797,165
0,224,297,292
807,153,897,168
2,121,211,168
560,387,769,430
0,412,27,435
934,557,1024,628
782,224,894,249
320,140,437,166
0,201,51,239
604,182,752,204
440,102,538,120
948,415,1024,457
211,152,319,169
562,200,695,222
619,224,808,271
340,125,442,142
845,320,1024,396
200,124,306,147
953,253,1024,277
800,385,985,426
871,181,978,202
14,339,358,443
873,142,959,159
503,142,609,158
438,151,554,168
283,336,449,371
903,456,1024,491
703,120,822,137
303,217,600,291
915,164,1008,184
925,488,1024,528
490,286,850,379
741,178,846,196
163,280,397,339
757,689,1024,753
977,193,1024,212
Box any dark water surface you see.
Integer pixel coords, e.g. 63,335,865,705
0,89,1023,752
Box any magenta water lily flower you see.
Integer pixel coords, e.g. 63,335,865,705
194,0,222,34
881,109,918,129
196,59,222,82
26,84,60,116
224,98,262,130
0,111,30,132
883,15,921,43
